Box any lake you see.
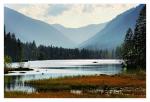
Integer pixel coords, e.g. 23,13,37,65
4,59,123,93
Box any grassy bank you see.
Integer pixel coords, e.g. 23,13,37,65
5,71,146,98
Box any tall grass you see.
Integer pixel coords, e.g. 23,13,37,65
25,74,146,92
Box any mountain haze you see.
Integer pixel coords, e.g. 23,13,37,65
80,4,144,50
52,23,107,44
4,7,76,48
4,5,143,50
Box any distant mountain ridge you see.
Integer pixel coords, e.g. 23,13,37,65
4,7,76,48
52,22,107,44
4,5,144,50
80,4,144,50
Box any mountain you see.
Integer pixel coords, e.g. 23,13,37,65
4,7,76,48
80,4,144,50
52,23,107,44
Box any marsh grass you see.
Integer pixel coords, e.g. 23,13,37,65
24,73,146,95
118,68,146,80
5,69,146,98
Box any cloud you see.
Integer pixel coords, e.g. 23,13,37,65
5,4,139,28
82,5,95,13
47,4,70,16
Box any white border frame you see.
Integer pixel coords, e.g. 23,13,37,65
0,0,149,102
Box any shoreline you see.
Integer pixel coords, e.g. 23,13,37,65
5,72,146,98
4,67,33,74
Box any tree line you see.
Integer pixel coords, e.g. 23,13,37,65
4,31,121,62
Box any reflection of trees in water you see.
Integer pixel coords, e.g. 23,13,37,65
4,64,123,92
5,74,39,87
5,75,23,89
5,75,36,93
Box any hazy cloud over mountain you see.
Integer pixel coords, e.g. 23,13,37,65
6,4,138,28
47,4,71,16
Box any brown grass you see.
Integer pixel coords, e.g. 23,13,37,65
26,74,146,88
5,91,145,98
5,73,146,98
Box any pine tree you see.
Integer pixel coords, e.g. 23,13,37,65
132,5,146,69
17,39,23,62
122,5,146,69
122,28,134,61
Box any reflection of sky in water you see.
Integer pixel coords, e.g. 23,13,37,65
5,64,122,93
11,59,123,68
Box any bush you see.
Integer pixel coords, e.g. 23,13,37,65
4,55,12,68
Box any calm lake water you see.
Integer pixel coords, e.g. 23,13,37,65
4,59,123,93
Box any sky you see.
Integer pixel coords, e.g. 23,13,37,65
6,4,139,28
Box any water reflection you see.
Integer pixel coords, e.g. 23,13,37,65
5,64,122,93
5,76,36,93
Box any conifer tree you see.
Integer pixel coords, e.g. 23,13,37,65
122,5,146,69
132,5,146,68
122,28,134,62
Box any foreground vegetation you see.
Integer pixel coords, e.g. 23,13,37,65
5,90,144,98
5,70,146,98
